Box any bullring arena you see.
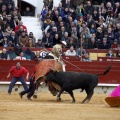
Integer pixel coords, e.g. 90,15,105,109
0,58,120,120
0,90,120,120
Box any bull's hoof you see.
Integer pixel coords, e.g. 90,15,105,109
57,97,61,101
72,100,75,103
33,94,37,99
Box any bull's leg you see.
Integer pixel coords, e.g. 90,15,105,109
81,89,94,104
33,80,40,99
67,91,75,103
57,88,64,101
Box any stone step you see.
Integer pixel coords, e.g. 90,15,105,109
22,16,39,22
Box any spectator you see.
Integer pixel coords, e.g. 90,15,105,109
14,52,26,60
6,25,12,36
14,21,27,33
48,0,53,10
76,2,86,18
88,38,98,49
16,26,24,37
67,37,77,48
13,16,19,30
106,49,114,57
65,45,76,56
6,3,14,15
0,48,7,59
113,2,120,18
41,16,51,36
50,26,57,38
84,1,94,15
9,31,18,47
2,36,10,47
7,14,14,30
96,27,103,43
35,38,44,48
76,46,86,57
1,17,9,31
23,7,33,16
82,53,92,62
18,31,29,47
61,32,69,45
41,5,48,22
111,39,119,50
42,32,53,48
7,62,29,94
57,2,64,16
28,32,36,44
99,38,110,49
53,33,61,45
25,38,35,47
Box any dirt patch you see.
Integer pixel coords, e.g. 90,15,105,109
0,91,120,120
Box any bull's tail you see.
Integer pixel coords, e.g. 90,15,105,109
97,66,111,76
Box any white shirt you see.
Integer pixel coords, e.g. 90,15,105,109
65,50,76,56
14,56,26,60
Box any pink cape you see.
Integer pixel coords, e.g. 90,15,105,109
109,85,120,97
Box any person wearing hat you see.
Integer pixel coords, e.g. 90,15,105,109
35,39,44,48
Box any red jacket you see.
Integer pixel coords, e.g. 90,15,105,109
14,25,28,33
9,66,29,77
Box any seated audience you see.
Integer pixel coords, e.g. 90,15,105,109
106,49,114,57
28,32,36,44
35,39,44,48
0,48,7,60
82,53,92,62
18,31,29,47
99,38,110,49
23,7,33,16
65,46,76,56
42,32,53,48
111,39,119,50
25,38,35,47
14,52,26,60
76,46,86,57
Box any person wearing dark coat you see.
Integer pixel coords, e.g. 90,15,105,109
23,7,33,16
99,38,110,49
0,48,7,59
42,32,53,48
9,31,18,46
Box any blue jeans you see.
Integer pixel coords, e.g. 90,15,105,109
8,76,28,94
20,76,35,99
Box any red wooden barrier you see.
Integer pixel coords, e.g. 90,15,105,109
0,60,120,84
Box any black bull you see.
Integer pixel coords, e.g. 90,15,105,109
45,66,111,103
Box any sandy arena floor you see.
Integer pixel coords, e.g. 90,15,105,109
0,90,120,120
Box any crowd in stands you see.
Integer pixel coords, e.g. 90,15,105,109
0,0,120,60
40,0,120,57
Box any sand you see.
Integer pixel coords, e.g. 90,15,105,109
0,91,120,120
